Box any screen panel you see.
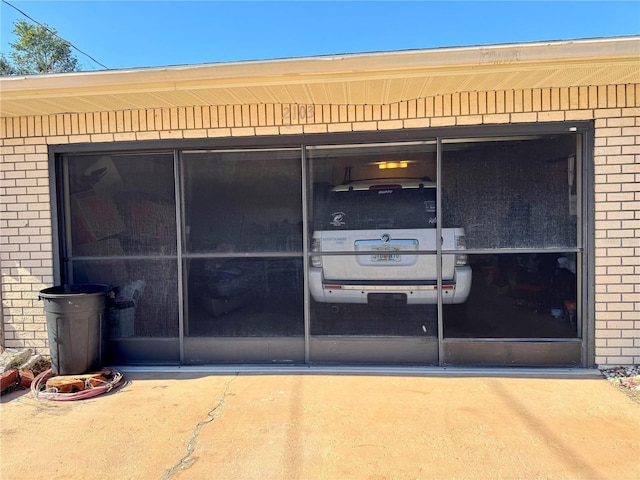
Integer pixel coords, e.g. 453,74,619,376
66,153,176,256
442,135,578,249
182,149,303,254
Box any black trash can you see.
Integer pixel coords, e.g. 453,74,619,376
39,284,110,375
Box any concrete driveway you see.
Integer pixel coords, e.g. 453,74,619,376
1,368,639,480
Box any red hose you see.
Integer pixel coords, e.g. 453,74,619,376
31,368,124,401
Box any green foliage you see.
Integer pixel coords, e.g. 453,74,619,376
1,19,80,75
0,53,16,75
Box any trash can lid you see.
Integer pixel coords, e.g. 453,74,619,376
39,284,110,298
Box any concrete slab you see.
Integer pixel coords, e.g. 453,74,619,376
1,370,638,480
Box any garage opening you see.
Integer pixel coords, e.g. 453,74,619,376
55,123,590,367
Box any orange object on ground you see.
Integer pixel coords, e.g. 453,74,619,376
1,369,19,393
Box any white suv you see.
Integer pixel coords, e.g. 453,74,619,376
309,179,471,305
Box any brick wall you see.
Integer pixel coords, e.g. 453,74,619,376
1,84,639,367
593,108,640,367
0,138,52,351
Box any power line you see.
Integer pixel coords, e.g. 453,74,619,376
1,0,109,70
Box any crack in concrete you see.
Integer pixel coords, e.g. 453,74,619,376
161,374,238,479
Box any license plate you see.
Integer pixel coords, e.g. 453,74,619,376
372,253,401,262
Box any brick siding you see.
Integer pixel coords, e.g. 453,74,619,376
592,104,640,367
1,84,639,367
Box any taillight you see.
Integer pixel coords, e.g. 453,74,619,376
311,238,322,268
455,234,468,266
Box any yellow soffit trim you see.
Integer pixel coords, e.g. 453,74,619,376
0,36,638,117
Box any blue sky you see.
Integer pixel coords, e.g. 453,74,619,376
1,1,639,71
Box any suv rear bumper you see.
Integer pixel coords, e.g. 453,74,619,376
309,266,472,305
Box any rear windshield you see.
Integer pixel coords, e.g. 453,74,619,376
316,186,436,230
